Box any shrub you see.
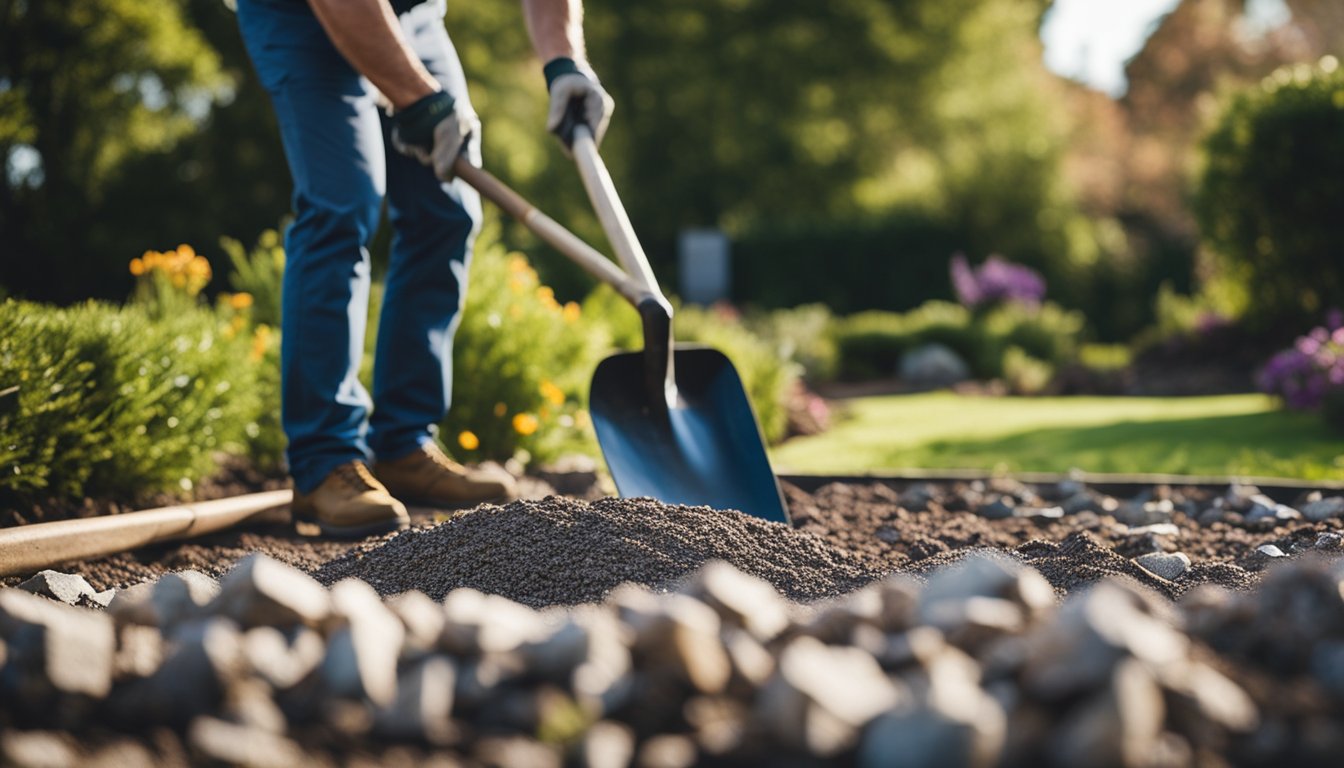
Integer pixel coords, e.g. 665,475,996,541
1196,57,1344,332
0,298,262,506
1257,320,1344,414
442,236,608,465
743,303,840,384
1002,346,1054,396
221,228,286,328
950,253,1046,308
669,304,800,444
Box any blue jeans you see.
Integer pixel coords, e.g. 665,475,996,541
237,0,481,493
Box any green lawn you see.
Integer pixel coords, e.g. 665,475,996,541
770,392,1344,481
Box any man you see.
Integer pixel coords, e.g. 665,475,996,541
235,0,613,537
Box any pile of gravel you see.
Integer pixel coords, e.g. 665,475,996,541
6,544,1344,765
315,496,885,605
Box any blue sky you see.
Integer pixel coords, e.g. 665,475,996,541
1040,0,1291,96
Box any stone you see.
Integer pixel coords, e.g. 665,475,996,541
977,498,1015,520
1135,552,1192,582
574,721,636,768
150,571,220,629
1,731,80,768
107,582,158,626
323,578,405,706
243,626,324,690
1245,498,1301,524
211,554,330,629
132,618,246,724
1128,523,1180,538
1314,532,1344,550
113,624,165,681
922,596,1026,651
1116,499,1174,526
756,636,902,756
187,716,307,768
0,588,116,698
872,575,921,632
387,589,446,657
85,589,117,610
1303,497,1344,522
1052,659,1166,768
859,693,1005,768
440,588,549,656
1014,506,1064,520
17,570,98,606
374,655,456,744
525,607,631,707
625,594,731,694
1023,581,1188,700
1255,544,1287,559
899,483,937,512
1062,492,1101,516
635,734,698,768
899,342,970,387
798,587,882,644
919,551,1055,621
1159,660,1258,733
722,628,774,690
685,561,790,641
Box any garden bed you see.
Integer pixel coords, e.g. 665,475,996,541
3,473,1344,766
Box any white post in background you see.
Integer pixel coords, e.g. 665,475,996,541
677,228,731,306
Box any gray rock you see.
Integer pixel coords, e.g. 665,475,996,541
107,582,158,626
1246,497,1301,524
1159,660,1258,733
1314,532,1344,550
1052,658,1166,768
798,586,882,644
85,589,117,610
535,608,630,707
17,570,98,606
113,624,164,681
1196,508,1226,527
151,571,221,629
1128,523,1181,538
1015,506,1064,520
1,730,80,768
211,554,330,629
242,626,324,690
134,618,246,723
919,551,1055,620
722,627,775,690
872,574,921,633
441,588,549,656
1135,552,1192,582
187,716,307,768
323,578,405,706
685,561,790,641
1303,496,1344,522
0,587,116,698
574,721,636,768
977,498,1016,520
374,655,456,744
636,734,698,768
1256,544,1287,559
1116,499,1175,526
899,342,970,387
1023,580,1188,700
859,695,1005,768
757,636,902,756
1061,492,1101,516
387,589,445,657
624,593,730,694
922,596,1026,651
899,483,937,512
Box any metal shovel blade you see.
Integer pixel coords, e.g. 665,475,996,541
589,345,790,524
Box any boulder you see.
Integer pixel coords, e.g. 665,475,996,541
899,343,970,387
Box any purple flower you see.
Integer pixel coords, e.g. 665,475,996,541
949,253,1046,308
1259,321,1344,410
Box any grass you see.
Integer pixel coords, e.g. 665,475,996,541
771,392,1344,481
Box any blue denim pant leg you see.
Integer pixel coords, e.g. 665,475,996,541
237,0,476,492
368,1,482,462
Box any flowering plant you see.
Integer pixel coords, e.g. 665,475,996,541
1257,312,1344,410
950,253,1046,309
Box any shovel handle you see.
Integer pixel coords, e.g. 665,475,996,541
453,157,646,307
569,126,668,309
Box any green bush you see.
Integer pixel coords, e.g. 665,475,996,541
442,236,608,464
743,303,840,384
669,305,800,444
0,299,263,506
1196,58,1344,332
832,300,1085,383
221,227,286,329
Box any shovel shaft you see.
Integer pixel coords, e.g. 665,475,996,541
453,157,647,306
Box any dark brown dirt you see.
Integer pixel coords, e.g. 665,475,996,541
6,476,1341,603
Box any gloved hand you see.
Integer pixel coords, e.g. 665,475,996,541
390,90,479,181
543,57,614,153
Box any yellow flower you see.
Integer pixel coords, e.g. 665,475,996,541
250,324,272,363
129,257,145,276
458,430,480,451
230,292,254,310
512,413,539,436
493,402,507,417
508,276,526,295
507,254,530,274
562,302,581,323
176,244,196,260
536,286,554,303
539,379,565,406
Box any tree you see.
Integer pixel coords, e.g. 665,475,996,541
0,0,229,301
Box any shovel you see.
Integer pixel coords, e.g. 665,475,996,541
453,126,789,524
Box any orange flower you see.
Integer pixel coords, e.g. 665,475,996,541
229,292,254,310
458,430,480,451
539,379,564,406
562,302,581,323
512,413,539,436
493,402,508,417
129,258,145,276
249,324,272,363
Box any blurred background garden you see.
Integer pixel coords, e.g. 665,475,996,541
2,0,1342,514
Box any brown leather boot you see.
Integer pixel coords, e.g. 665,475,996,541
292,461,409,539
373,443,518,509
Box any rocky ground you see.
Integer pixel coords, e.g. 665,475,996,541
3,475,1344,767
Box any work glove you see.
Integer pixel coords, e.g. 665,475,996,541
390,90,479,182
544,57,614,154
